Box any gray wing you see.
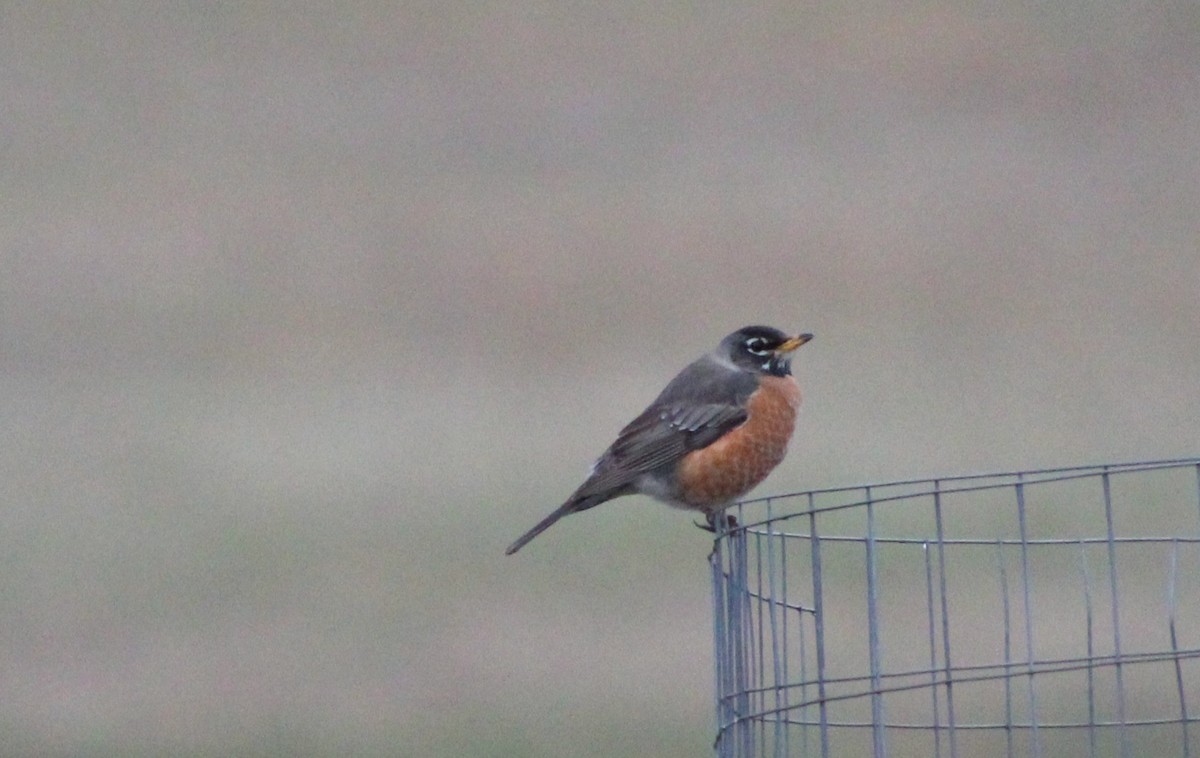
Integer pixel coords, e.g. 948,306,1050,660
572,356,756,500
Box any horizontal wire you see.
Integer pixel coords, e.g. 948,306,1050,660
738,457,1200,507
716,648,1200,720
723,458,1200,534
766,714,1200,731
750,533,1200,546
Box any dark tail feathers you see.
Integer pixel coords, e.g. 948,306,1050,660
504,493,609,555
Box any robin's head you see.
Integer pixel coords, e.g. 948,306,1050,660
719,326,813,377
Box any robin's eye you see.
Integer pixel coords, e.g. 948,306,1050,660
745,337,772,355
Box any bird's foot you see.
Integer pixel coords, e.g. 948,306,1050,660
694,511,739,533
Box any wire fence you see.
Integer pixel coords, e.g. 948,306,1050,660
710,458,1200,757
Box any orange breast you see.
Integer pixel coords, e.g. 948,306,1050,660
674,375,801,510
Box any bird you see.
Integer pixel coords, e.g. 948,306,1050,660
505,326,812,555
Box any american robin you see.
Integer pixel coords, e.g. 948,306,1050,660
505,326,812,555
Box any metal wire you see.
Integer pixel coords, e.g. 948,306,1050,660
711,458,1200,757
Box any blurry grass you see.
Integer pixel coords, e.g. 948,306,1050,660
1,2,1198,753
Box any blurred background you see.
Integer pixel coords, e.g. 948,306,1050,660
2,2,1198,756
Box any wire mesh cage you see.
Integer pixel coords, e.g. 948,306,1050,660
710,458,1200,758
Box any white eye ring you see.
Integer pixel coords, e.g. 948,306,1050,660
745,337,771,355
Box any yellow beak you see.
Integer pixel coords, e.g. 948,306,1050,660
776,333,813,353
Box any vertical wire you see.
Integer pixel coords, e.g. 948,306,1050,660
755,517,766,752
1168,540,1191,758
1193,462,1200,530
779,508,791,757
794,493,811,754
933,481,959,758
1189,461,1200,755
808,492,831,758
742,504,757,758
1014,476,1042,757
764,499,785,758
1100,469,1130,758
720,513,733,757
1194,462,1200,529
864,486,887,758
731,511,751,757
997,541,1014,758
924,542,943,758
1080,542,1097,758
711,526,730,757
799,590,810,758
727,517,743,757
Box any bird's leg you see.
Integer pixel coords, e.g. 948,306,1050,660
694,510,739,533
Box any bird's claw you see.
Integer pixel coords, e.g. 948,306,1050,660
695,512,739,533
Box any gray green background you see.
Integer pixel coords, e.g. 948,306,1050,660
3,3,1199,756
